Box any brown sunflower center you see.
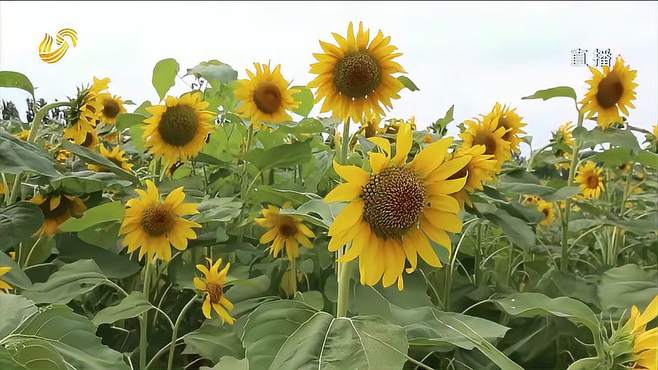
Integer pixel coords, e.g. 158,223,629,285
586,174,599,189
498,117,513,141
473,131,497,156
39,196,73,219
141,205,175,236
542,207,550,217
333,51,381,98
158,104,199,146
596,71,624,109
361,166,426,239
205,281,224,304
278,220,298,237
253,82,282,114
102,99,121,119
448,167,469,181
81,132,96,148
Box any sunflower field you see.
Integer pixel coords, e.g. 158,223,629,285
0,22,657,370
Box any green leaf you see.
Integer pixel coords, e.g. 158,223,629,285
566,357,606,370
59,202,124,232
183,320,244,363
398,76,419,91
293,290,324,311
56,234,140,279
245,139,312,170
4,304,129,370
598,264,658,311
481,207,536,248
4,339,68,370
185,60,238,85
0,202,43,248
434,105,454,132
574,127,640,151
0,130,60,177
0,71,34,96
195,197,242,223
279,199,343,229
542,186,580,201
152,58,180,101
522,86,576,101
61,141,138,183
291,86,314,117
21,260,113,304
500,182,555,196
0,252,31,289
115,113,146,130
636,150,658,170
0,294,38,338
50,171,132,194
200,356,248,370
92,292,152,325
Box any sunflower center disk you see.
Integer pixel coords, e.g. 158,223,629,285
278,220,297,237
40,197,72,219
158,104,199,146
586,175,599,188
498,117,513,141
596,71,624,109
205,281,224,304
361,166,427,239
142,205,175,236
333,51,381,99
253,82,282,114
103,99,121,119
81,132,96,147
473,131,497,156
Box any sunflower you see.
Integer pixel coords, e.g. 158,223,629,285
618,296,658,370
536,200,555,226
385,116,416,135
15,129,31,141
64,77,109,144
79,129,99,149
309,22,405,123
448,145,498,207
422,132,433,144
143,92,215,164
485,103,526,153
54,149,72,164
360,112,384,138
582,56,638,129
193,258,235,324
324,122,470,290
88,144,133,172
460,115,511,170
234,63,299,130
575,161,605,199
554,122,575,170
97,93,126,124
32,193,86,236
119,180,201,262
522,194,541,205
0,267,12,293
255,203,316,261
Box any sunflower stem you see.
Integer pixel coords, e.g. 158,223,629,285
335,118,351,317
289,257,298,296
166,294,197,370
237,125,255,244
336,260,353,317
139,260,153,369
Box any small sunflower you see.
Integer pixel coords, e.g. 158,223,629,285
309,22,405,123
360,112,384,138
32,193,86,236
143,92,215,164
522,194,541,205
553,122,575,170
193,258,235,324
537,200,555,226
485,103,526,153
119,180,201,262
0,266,13,293
88,144,133,172
385,116,416,135
619,296,658,370
15,130,31,141
97,93,126,124
460,115,511,170
54,149,72,164
448,145,498,207
575,161,605,199
325,122,470,289
234,63,299,129
582,56,638,129
255,203,316,261
64,77,109,144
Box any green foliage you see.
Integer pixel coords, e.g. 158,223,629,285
0,71,34,96
152,58,180,100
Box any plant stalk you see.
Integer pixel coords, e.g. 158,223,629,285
560,109,584,272
139,260,153,369
335,118,351,317
166,295,197,370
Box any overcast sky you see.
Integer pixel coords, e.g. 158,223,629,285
1,1,656,150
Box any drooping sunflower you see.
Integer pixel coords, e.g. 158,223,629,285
64,77,109,144
255,203,316,261
575,161,605,199
582,56,638,129
234,63,299,130
536,200,555,226
460,115,511,170
88,144,133,172
0,266,13,293
448,145,498,207
485,103,526,153
325,122,470,290
31,193,86,236
553,122,575,170
97,93,126,125
119,180,201,262
193,258,235,324
617,296,658,370
143,92,215,164
309,22,405,123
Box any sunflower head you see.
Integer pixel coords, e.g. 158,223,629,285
325,122,469,289
119,180,201,262
385,117,416,135
485,103,526,152
460,115,510,170
361,112,383,138
31,193,86,236
193,258,235,324
255,203,316,261
522,194,541,205
64,77,110,144
309,22,405,123
54,149,72,164
537,200,555,226
88,144,133,172
610,296,658,370
15,129,31,141
79,129,99,149
0,266,13,293
446,145,498,208
582,56,638,129
98,93,126,124
575,161,605,199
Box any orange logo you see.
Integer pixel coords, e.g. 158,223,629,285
38,28,78,64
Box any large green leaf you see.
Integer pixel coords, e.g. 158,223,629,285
0,202,44,249
574,127,640,151
279,198,343,229
480,207,536,249
92,292,152,325
185,60,238,85
115,113,146,130
50,171,132,194
182,320,244,363
56,234,140,279
291,86,314,117
61,141,138,183
0,252,31,289
200,356,248,370
242,300,409,370
598,264,658,311
152,58,179,100
0,71,34,96
0,130,60,177
4,339,67,370
522,86,576,101
0,294,38,338
398,76,419,91
59,202,124,232
245,139,313,170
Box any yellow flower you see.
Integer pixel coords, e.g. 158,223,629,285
309,22,405,123
64,77,109,144
31,193,86,236
537,200,555,226
460,115,510,170
385,116,416,135
54,149,72,164
119,180,201,262
448,145,497,207
652,124,658,142
485,103,526,153
15,130,31,141
0,266,13,293
234,63,299,130
88,144,133,172
522,194,541,205
324,122,470,290
422,132,433,144
193,258,235,324
554,122,575,170
361,112,384,138
143,92,215,164
79,129,99,149
582,56,638,129
97,93,126,124
255,203,316,261
575,161,605,199
623,296,658,370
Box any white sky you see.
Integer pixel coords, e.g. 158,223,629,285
1,1,656,150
